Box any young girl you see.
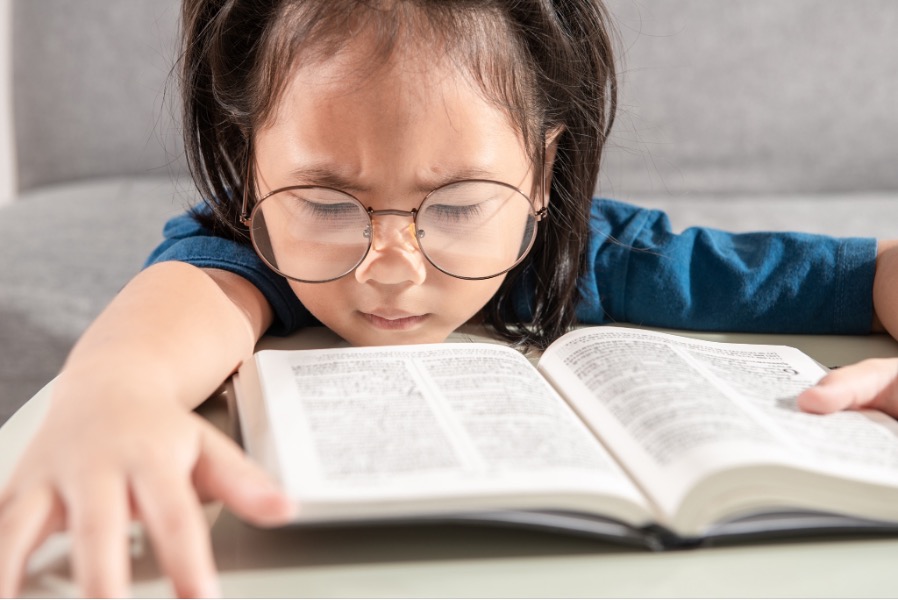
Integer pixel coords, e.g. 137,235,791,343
2,0,898,596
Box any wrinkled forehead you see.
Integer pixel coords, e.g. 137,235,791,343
253,1,539,147
280,15,460,106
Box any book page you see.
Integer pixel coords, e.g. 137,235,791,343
537,327,898,520
680,342,898,481
248,343,651,523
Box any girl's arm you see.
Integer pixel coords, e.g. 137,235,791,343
68,261,271,410
0,261,295,598
799,240,898,416
872,240,898,337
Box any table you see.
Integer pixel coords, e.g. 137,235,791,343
5,327,898,597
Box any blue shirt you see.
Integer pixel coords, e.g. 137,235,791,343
145,198,877,336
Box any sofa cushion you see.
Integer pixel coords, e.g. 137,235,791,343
0,177,189,423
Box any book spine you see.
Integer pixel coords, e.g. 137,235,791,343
639,525,703,551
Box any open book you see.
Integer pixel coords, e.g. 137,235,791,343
233,326,898,548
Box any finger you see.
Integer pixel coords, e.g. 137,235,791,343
193,423,296,527
798,359,898,415
130,470,220,598
0,487,65,598
64,474,131,598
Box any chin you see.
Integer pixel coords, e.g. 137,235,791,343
339,326,454,347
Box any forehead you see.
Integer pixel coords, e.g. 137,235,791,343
253,31,531,188
287,37,500,120
253,2,536,144
265,18,516,127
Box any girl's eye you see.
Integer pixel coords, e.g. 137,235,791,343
303,200,356,215
425,202,484,223
296,198,362,222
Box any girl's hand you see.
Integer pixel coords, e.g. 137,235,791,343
803,240,898,418
798,358,898,417
0,372,295,598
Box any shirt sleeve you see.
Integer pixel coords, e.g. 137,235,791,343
143,210,319,335
575,198,877,334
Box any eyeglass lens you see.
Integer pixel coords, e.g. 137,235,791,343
248,181,537,282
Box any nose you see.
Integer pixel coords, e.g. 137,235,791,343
354,214,427,285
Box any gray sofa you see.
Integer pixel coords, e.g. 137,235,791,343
1,1,189,424
2,0,897,425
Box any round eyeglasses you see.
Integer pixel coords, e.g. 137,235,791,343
240,179,546,283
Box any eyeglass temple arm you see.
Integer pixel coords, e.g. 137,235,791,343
239,184,251,227
240,151,255,227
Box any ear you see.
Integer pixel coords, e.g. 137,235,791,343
539,125,564,211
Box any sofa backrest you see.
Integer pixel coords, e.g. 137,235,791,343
599,0,898,197
11,0,183,192
8,0,898,197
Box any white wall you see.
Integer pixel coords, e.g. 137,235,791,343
0,0,16,205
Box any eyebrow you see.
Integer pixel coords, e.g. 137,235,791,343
288,164,501,194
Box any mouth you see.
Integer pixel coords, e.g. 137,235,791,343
360,311,430,331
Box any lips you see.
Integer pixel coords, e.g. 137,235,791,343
360,310,429,330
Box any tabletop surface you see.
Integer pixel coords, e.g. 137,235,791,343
5,326,898,597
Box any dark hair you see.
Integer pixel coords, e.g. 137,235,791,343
180,0,617,349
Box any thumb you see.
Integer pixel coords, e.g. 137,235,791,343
192,422,297,527
798,358,898,416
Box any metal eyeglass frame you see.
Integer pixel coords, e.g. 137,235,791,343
239,174,548,283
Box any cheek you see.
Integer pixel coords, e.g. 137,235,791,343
287,281,349,320
450,278,504,316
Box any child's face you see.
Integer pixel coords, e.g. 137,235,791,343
253,38,537,346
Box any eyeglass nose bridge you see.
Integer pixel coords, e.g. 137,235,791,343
363,207,423,251
368,207,417,218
